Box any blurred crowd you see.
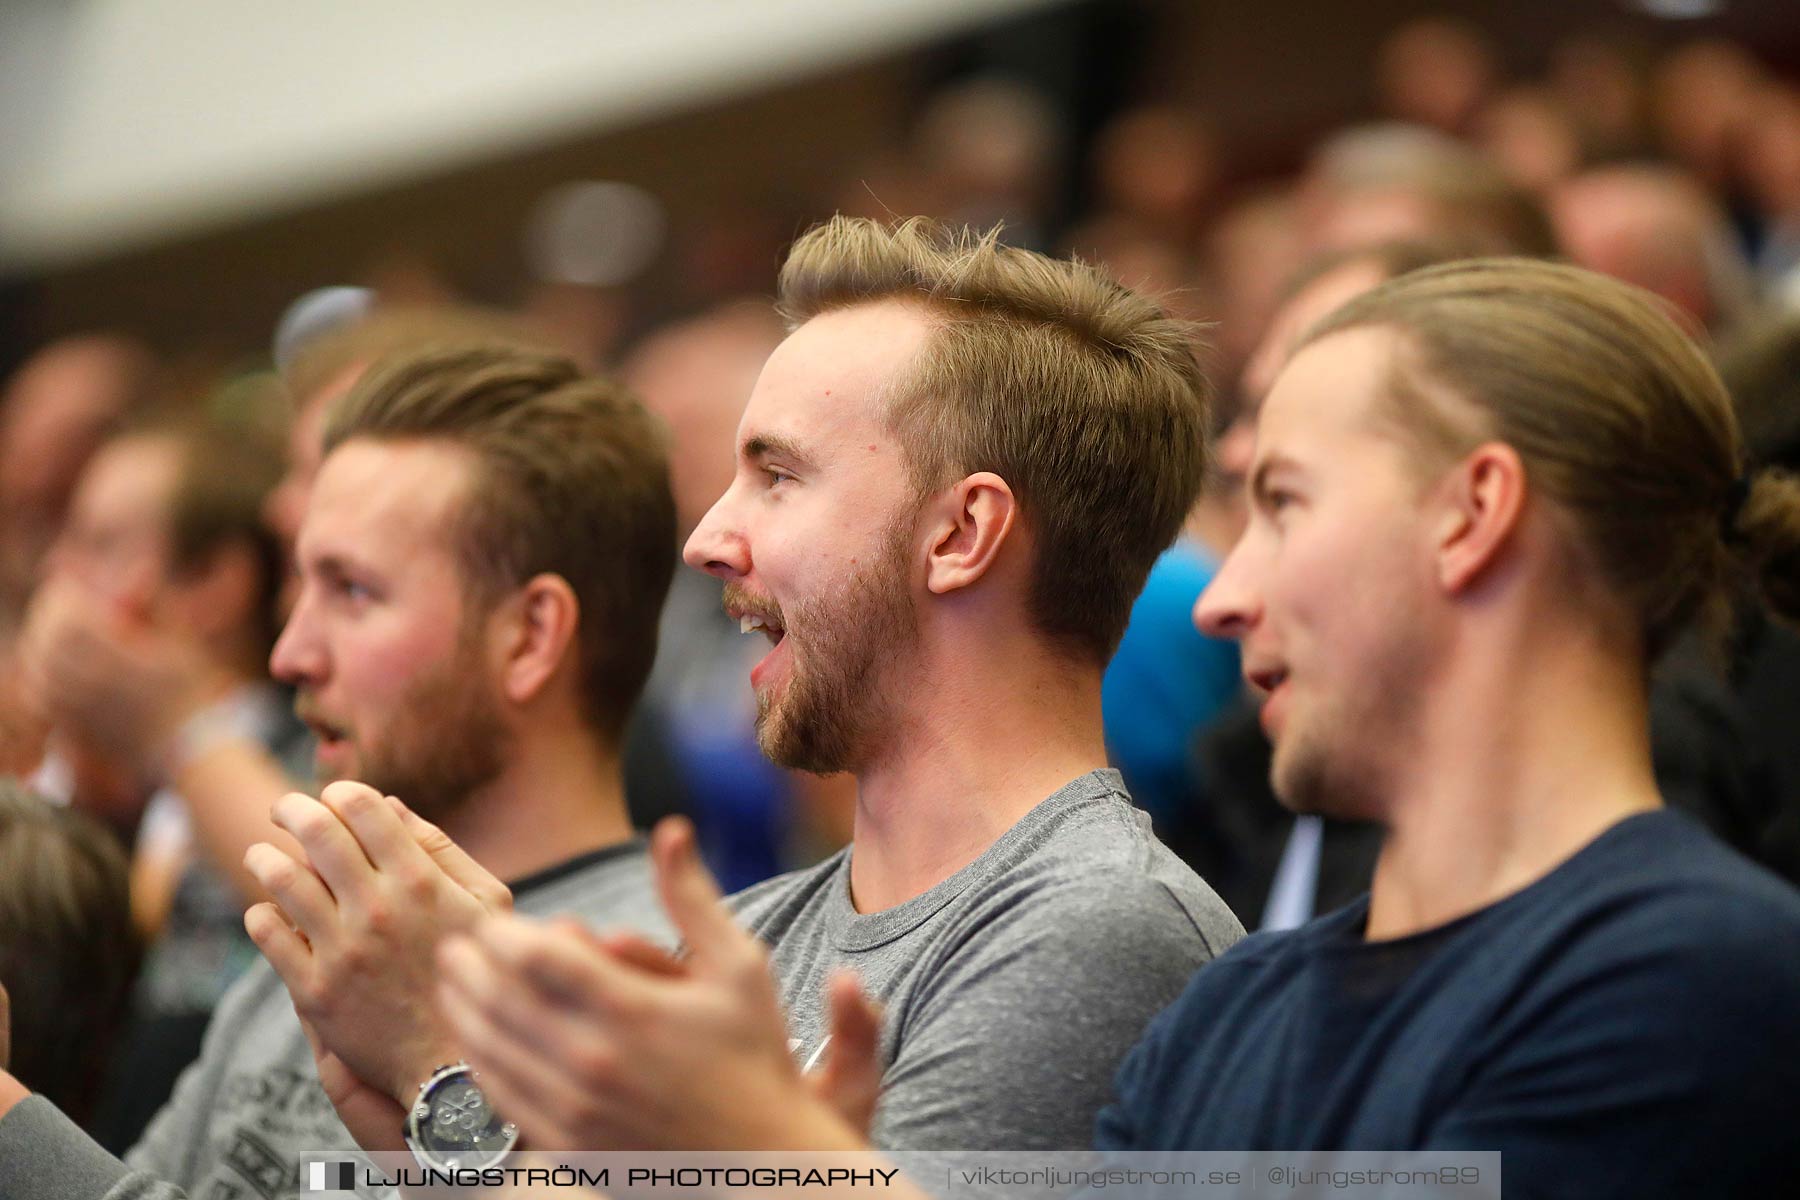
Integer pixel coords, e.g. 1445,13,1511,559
3,10,1800,1149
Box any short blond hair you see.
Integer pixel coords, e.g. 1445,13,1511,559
1302,257,1800,658
778,216,1212,663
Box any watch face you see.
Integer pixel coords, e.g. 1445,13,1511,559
412,1073,515,1164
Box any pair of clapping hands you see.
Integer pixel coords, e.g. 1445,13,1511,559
245,782,884,1153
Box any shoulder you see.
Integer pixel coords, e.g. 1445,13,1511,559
725,848,849,934
981,785,1244,956
513,840,674,944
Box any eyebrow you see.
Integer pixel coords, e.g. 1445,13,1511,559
741,433,815,469
1249,453,1306,503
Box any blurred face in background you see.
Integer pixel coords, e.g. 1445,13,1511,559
270,438,508,818
683,300,931,775
0,337,150,605
266,363,366,616
1213,256,1395,536
46,434,181,611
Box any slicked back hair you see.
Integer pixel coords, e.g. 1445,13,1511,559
1303,257,1800,660
777,216,1213,664
323,345,675,740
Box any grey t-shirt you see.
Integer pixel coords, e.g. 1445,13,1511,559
0,839,670,1200
730,769,1243,1152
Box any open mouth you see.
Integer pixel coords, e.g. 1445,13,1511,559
737,611,787,646
733,609,790,689
1247,666,1288,695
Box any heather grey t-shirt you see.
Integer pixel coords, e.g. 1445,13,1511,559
0,839,670,1200
730,769,1243,1152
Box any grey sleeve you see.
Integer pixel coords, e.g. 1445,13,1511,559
0,1097,189,1200
122,963,277,1184
870,874,1216,1154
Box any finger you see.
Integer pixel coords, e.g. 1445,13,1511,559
386,794,512,910
472,915,663,1014
270,792,375,904
649,817,741,966
437,935,592,1066
319,781,431,874
813,970,884,1137
586,927,686,979
243,843,337,936
245,901,313,986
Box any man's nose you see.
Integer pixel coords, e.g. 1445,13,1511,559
682,489,751,580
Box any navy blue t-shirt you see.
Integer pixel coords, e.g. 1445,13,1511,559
1095,809,1800,1197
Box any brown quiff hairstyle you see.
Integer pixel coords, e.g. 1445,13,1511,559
1299,257,1800,660
777,216,1213,663
323,345,676,739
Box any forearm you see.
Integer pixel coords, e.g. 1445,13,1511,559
170,739,303,905
0,1085,191,1200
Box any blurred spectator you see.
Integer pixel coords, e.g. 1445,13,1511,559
1551,163,1755,334
0,336,156,619
1640,311,1800,888
1302,123,1560,258
1547,31,1653,161
18,409,295,1146
1089,105,1219,247
1739,83,1800,306
0,780,138,1131
910,75,1065,249
1201,187,1309,394
1373,15,1500,137
1652,38,1764,192
1473,86,1583,197
1101,531,1240,831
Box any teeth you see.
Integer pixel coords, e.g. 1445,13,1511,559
740,615,765,634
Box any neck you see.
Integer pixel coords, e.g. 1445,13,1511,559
1364,618,1661,941
845,634,1109,912
436,717,633,885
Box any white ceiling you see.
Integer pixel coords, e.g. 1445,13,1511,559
0,0,1059,273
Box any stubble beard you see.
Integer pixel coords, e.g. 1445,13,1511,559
322,628,511,825
755,515,917,776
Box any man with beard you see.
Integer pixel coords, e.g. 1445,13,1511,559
430,216,1243,1156
0,344,677,1198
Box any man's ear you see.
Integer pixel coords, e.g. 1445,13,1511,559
494,574,580,706
1435,441,1527,595
923,472,1017,596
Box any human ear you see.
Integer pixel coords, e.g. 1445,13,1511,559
495,574,580,705
923,472,1017,596
1435,442,1526,595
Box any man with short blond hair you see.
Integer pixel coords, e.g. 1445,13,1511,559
432,216,1242,1156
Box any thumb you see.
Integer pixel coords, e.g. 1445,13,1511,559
649,816,738,965
810,970,883,1137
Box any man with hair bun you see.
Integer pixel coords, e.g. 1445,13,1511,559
1096,258,1800,1195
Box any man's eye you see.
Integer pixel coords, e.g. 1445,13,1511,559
764,467,795,486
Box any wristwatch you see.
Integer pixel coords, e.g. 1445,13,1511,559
403,1062,518,1172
